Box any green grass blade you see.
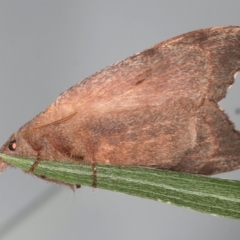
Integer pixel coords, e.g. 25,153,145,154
1,153,240,220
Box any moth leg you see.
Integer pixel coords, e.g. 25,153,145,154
92,161,97,188
28,152,42,173
85,133,98,188
89,147,97,188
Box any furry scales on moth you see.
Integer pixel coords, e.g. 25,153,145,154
1,26,240,187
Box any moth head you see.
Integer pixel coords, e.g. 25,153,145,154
0,132,38,159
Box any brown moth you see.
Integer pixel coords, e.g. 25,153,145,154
1,26,240,186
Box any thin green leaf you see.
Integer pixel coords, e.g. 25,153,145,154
1,153,240,220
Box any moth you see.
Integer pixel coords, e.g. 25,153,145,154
1,26,240,187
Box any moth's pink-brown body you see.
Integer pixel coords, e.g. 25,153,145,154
1,26,240,178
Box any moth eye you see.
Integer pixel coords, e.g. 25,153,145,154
8,140,17,151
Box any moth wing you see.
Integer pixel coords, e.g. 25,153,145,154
23,38,208,129
55,26,240,115
1,27,240,174
58,42,210,114
22,26,240,129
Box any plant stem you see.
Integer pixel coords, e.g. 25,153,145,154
1,153,240,220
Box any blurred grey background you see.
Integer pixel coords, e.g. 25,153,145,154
0,1,239,240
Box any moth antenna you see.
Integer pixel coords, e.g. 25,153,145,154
32,112,77,130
